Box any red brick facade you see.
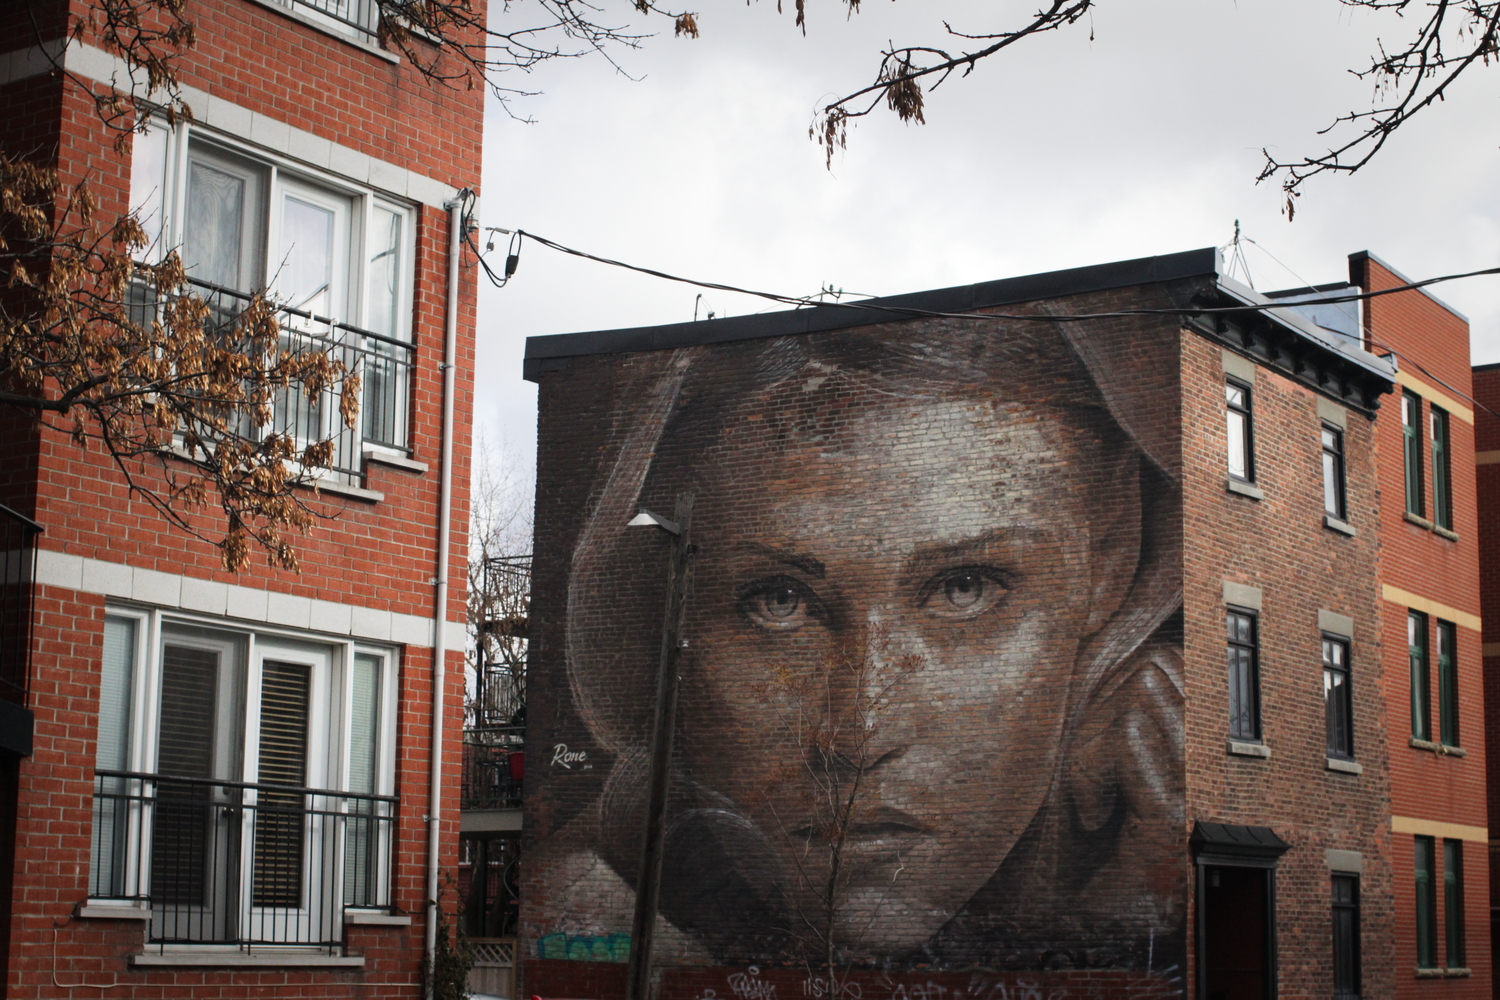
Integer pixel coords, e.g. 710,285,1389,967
0,0,484,991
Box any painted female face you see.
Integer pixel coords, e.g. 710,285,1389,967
678,382,1141,957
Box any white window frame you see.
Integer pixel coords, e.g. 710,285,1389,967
91,607,400,919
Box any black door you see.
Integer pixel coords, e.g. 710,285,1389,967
1202,864,1271,1000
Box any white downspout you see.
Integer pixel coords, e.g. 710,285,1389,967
425,193,463,995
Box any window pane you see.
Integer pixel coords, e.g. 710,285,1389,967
1227,412,1247,478
1332,874,1360,998
151,645,221,908
1438,621,1458,747
280,196,336,316
1410,612,1429,741
1444,840,1465,969
129,126,169,257
185,161,247,290
366,207,403,340
1432,408,1451,530
92,617,137,898
1416,836,1436,968
1227,612,1258,740
1403,391,1424,516
253,660,311,908
345,653,382,906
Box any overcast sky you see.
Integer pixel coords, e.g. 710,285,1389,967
470,0,1500,478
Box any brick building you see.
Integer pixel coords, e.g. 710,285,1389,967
0,0,483,991
516,246,1487,999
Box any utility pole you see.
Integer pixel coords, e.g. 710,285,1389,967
624,494,695,1000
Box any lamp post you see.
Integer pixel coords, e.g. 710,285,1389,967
624,494,695,1000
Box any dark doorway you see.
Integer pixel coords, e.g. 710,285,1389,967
1202,864,1272,1000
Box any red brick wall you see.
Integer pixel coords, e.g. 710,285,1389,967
1,0,483,991
1180,331,1395,1000
1353,253,1489,1000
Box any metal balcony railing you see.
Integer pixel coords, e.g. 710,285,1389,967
90,770,397,950
132,278,415,487
265,0,379,44
0,503,42,710
461,726,524,811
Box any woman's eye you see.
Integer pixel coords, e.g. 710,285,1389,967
738,578,818,629
924,568,1007,617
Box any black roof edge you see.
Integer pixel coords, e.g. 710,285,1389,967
522,247,1221,379
1263,281,1355,298
1348,250,1469,323
1473,361,1500,372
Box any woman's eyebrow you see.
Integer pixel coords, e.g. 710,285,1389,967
738,543,825,579
901,527,1050,575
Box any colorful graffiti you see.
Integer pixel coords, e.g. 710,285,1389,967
537,932,632,963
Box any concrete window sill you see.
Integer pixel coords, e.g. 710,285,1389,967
130,951,364,968
345,910,412,926
363,446,429,474
1227,740,1270,758
1323,515,1357,536
309,478,385,503
76,903,151,920
1433,525,1460,542
1325,757,1363,775
1410,737,1467,757
1404,511,1434,530
1226,479,1264,501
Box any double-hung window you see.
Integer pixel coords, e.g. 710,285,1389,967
1431,406,1452,531
1402,391,1425,517
130,123,417,479
1324,635,1353,759
1409,611,1430,742
1437,620,1458,748
1322,424,1346,520
1226,380,1254,482
1332,873,1361,1000
90,609,398,948
1227,608,1260,742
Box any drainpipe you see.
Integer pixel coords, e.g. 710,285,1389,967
425,193,464,995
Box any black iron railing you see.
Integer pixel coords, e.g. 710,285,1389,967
90,770,397,950
461,726,524,810
0,504,42,709
266,0,379,43
133,278,415,486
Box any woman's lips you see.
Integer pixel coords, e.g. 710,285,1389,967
788,807,931,846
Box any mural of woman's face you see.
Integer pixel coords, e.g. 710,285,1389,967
679,379,1141,956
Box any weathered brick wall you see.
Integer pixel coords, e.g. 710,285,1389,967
523,285,1198,999
1354,255,1489,1000
1180,330,1395,1000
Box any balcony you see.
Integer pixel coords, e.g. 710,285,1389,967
132,278,415,489
89,770,396,950
461,726,524,812
263,0,379,45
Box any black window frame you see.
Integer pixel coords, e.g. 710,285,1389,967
1226,379,1255,483
1431,405,1452,530
1323,634,1353,760
1403,390,1425,517
1409,610,1430,742
1437,619,1458,748
1332,872,1361,1000
1227,606,1261,742
1321,423,1347,520
1444,838,1465,970
1416,835,1437,970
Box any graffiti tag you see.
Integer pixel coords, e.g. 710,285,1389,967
551,744,589,769
728,967,778,1000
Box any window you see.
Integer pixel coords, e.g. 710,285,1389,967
1322,424,1346,519
1409,611,1429,742
1227,608,1260,741
90,610,397,947
129,124,417,475
1431,407,1452,530
1324,635,1353,759
1444,840,1465,969
1437,620,1458,748
1402,391,1425,517
1226,380,1254,482
1415,836,1437,969
1332,873,1361,1000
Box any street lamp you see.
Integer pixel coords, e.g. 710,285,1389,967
624,495,695,1000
